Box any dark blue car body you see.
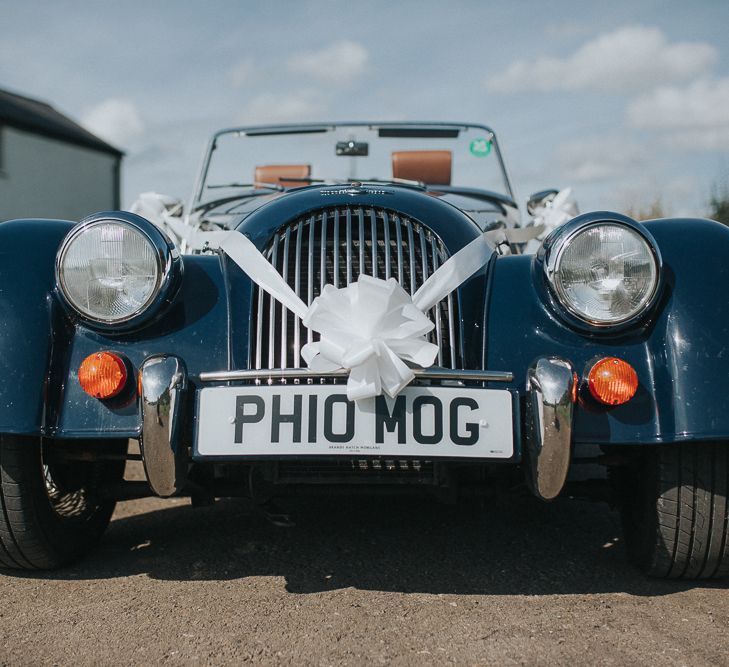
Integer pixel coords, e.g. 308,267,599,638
2,186,728,451
2,120,729,579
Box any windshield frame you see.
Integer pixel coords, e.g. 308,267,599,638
189,121,516,211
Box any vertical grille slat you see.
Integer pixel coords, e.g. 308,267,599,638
280,226,291,368
446,293,457,369
255,264,264,370
383,210,392,280
293,220,303,367
333,209,340,288
430,236,444,367
267,233,280,370
250,206,463,371
307,215,315,346
320,210,328,291
406,220,416,295
418,225,429,284
345,208,353,285
358,208,365,278
394,214,404,285
370,208,378,280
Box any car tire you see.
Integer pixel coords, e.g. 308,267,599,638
0,434,126,570
619,441,729,579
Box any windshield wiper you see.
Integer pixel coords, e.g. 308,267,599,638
280,177,326,184
364,177,426,189
193,190,281,213
207,181,284,191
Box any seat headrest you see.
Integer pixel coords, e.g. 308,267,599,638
392,150,452,185
254,164,311,188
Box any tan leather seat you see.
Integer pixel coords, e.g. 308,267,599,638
254,164,311,188
392,151,452,185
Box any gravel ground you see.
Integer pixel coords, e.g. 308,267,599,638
1,464,728,666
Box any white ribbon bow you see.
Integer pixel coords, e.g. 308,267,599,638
220,230,492,400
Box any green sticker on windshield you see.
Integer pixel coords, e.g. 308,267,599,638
470,137,492,158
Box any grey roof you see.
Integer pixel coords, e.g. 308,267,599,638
0,87,123,157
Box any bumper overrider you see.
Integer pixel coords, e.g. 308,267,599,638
138,354,576,501
139,355,189,497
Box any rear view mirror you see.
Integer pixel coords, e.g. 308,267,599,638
336,141,369,157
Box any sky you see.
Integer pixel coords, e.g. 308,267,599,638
2,0,729,217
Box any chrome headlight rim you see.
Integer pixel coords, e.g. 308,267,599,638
55,211,181,331
540,212,662,331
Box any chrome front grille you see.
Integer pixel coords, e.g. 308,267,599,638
250,206,462,370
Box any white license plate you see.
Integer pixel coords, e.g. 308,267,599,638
195,385,513,459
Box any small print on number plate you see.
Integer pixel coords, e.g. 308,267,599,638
195,385,513,458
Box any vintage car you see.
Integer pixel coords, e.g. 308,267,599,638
1,121,728,580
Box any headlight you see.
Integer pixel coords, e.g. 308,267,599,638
544,218,660,327
56,213,179,326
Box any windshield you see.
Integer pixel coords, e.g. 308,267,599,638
194,123,513,206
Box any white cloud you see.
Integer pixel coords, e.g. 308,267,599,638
626,78,729,151
287,40,368,86
228,58,255,88
670,128,729,151
237,91,326,124
555,135,646,183
543,20,594,41
627,78,729,129
486,26,717,94
81,98,144,148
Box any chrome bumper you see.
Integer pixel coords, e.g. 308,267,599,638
137,357,574,499
524,357,576,501
139,355,188,497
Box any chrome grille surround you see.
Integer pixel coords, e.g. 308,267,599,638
249,206,462,371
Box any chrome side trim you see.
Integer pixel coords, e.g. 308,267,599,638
139,355,188,498
525,356,576,502
199,367,513,383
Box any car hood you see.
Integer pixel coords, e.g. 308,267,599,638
199,183,513,235
225,184,486,255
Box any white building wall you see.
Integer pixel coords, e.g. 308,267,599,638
0,126,119,221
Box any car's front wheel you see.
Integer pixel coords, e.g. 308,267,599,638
619,441,729,579
0,435,126,570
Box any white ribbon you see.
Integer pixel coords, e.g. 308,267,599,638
525,187,579,254
220,231,493,400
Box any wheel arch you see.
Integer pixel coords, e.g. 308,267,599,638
486,217,729,446
0,218,74,435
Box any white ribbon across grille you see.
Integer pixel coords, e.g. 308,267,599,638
220,231,492,400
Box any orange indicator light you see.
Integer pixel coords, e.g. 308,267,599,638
78,352,128,399
587,357,638,406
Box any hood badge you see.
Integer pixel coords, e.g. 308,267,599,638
320,182,391,197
